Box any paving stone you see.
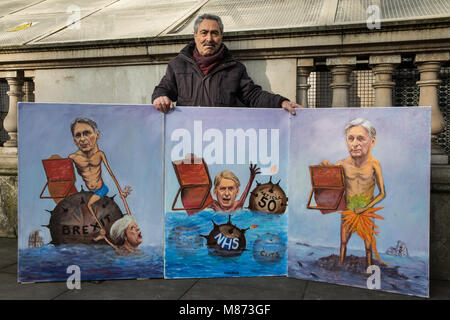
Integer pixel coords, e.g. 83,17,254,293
303,280,424,300
0,263,17,275
181,276,308,300
0,273,68,300
55,278,197,300
429,280,450,300
430,190,450,281
1,237,449,300
0,238,17,269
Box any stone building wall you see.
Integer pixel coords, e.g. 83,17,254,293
0,173,17,238
0,13,449,281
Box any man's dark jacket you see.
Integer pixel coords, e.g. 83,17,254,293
152,42,287,108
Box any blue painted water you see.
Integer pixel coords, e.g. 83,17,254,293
18,245,163,282
165,209,288,279
288,242,429,297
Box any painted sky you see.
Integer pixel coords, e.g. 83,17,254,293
18,103,164,248
288,107,431,257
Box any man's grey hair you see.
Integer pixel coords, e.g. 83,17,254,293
109,215,135,245
194,13,223,34
344,118,376,140
70,117,98,136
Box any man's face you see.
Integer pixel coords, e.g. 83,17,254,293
194,19,223,57
72,122,99,153
214,178,239,210
125,221,142,248
346,125,376,159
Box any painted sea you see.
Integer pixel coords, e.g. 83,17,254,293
165,209,288,279
18,245,163,282
288,241,429,297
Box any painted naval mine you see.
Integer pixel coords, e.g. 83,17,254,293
201,215,256,257
248,177,287,214
252,233,286,264
45,190,123,245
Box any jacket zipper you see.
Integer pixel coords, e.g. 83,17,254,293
180,53,237,105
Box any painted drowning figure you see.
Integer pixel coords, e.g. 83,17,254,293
207,163,261,213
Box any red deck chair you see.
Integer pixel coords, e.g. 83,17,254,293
40,155,78,204
171,154,213,215
307,165,346,214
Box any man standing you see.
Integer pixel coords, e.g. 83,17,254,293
321,118,386,267
152,14,303,114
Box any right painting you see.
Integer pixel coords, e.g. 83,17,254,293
288,107,430,298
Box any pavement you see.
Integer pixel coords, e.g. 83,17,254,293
1,238,449,300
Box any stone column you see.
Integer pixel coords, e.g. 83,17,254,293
315,72,331,108
326,56,356,108
415,52,449,164
297,58,314,108
0,70,24,149
369,55,401,107
24,70,36,102
0,70,23,238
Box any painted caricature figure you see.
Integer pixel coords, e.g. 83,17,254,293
321,118,386,267
69,117,132,246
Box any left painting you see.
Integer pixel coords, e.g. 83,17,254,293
18,103,164,282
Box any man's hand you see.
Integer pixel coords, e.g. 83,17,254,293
153,96,174,114
320,160,334,166
249,163,261,177
281,100,304,116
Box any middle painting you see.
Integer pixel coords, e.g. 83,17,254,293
164,107,289,278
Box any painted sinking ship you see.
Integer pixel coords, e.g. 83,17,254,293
386,240,409,257
40,156,123,245
28,230,44,248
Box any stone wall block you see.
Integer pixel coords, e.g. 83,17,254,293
430,190,450,280
0,175,18,238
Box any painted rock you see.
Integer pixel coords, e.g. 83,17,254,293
46,191,123,245
201,215,252,257
252,233,286,263
248,177,287,214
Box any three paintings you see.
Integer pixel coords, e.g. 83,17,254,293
18,103,430,297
